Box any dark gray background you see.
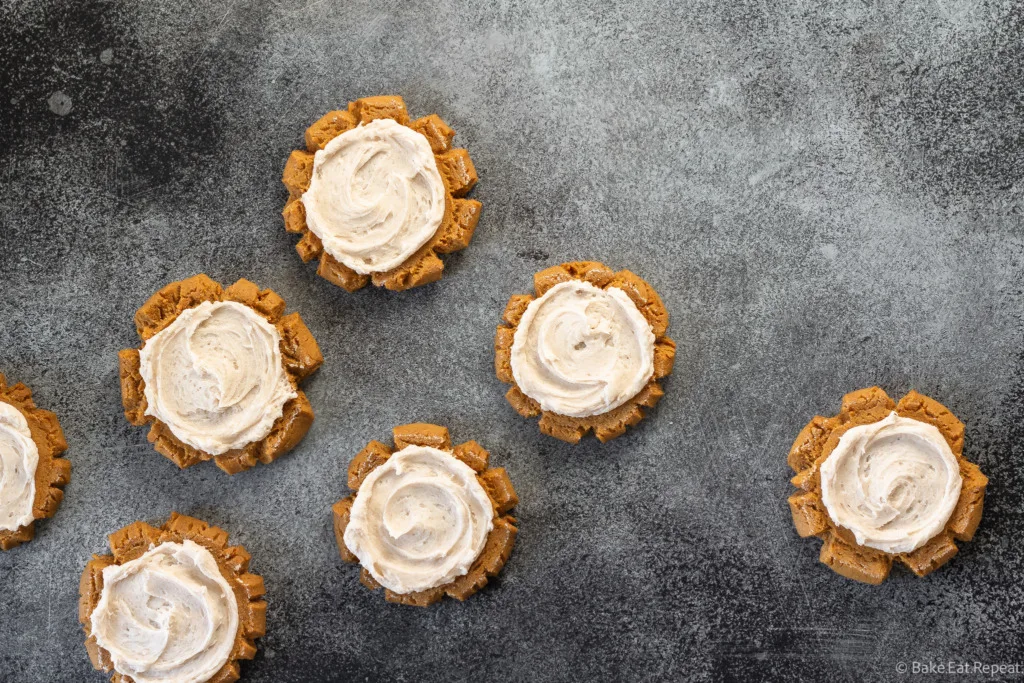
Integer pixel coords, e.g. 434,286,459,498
1,1,1022,681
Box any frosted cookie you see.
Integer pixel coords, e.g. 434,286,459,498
788,387,989,584
332,423,518,606
282,95,481,292
0,374,70,550
495,261,676,443
79,513,267,683
119,274,323,474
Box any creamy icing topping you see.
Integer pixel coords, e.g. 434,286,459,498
90,540,239,683
301,118,446,275
139,301,296,456
344,445,494,594
510,280,656,418
0,402,38,532
820,412,963,554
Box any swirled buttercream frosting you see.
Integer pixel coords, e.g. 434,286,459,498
302,118,446,275
343,445,494,594
139,301,296,456
820,411,963,554
90,540,239,683
0,402,38,532
510,280,655,418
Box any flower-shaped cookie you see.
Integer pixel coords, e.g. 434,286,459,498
79,513,267,683
788,387,988,584
281,95,481,292
119,274,323,474
495,261,676,443
0,374,70,550
332,423,518,606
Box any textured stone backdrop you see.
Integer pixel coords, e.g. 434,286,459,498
1,1,1022,681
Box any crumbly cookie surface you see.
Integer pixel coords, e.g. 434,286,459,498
332,423,518,606
119,274,323,474
494,261,676,443
79,513,267,683
282,95,481,292
0,374,70,551
788,387,989,584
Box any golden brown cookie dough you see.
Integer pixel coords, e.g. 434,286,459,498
282,95,481,292
79,513,267,683
0,374,70,550
332,423,518,606
118,274,323,474
788,387,989,584
494,261,676,443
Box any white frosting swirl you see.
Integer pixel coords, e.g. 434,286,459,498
90,540,239,683
820,412,963,554
510,280,656,418
344,445,494,594
139,301,296,456
0,402,38,532
302,118,446,275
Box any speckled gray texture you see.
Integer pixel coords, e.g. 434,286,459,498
1,1,1023,681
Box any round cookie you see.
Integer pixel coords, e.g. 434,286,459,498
494,261,676,443
79,513,267,683
281,95,482,292
787,387,989,584
332,423,518,606
118,274,323,474
0,374,70,550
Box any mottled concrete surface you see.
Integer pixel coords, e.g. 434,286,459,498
1,1,1023,681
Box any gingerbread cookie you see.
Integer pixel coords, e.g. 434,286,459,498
0,374,70,550
282,95,481,292
495,261,676,443
788,387,989,584
79,513,267,683
119,274,323,474
332,423,518,606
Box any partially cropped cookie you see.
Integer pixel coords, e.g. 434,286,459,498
79,513,267,683
788,387,989,584
282,95,481,292
119,274,323,474
0,374,70,550
495,261,676,443
332,423,518,606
